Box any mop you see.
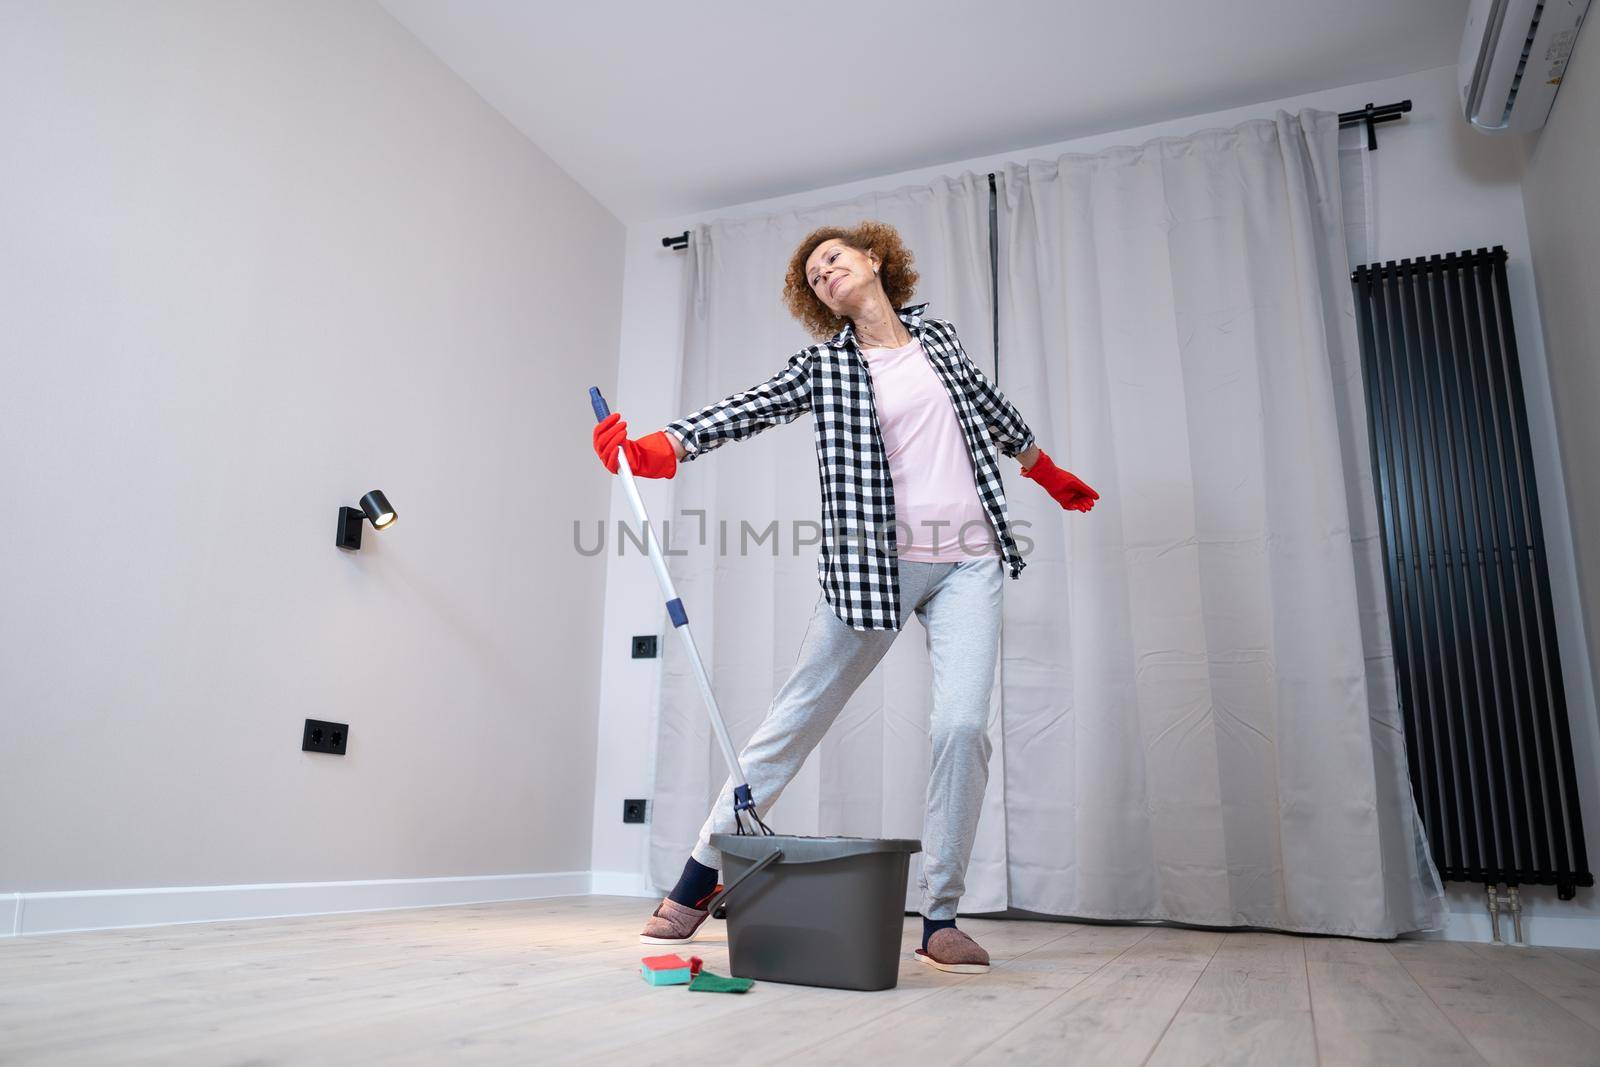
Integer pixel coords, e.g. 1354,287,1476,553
592,387,920,991
589,387,774,840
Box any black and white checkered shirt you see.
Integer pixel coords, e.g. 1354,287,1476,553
665,303,1036,631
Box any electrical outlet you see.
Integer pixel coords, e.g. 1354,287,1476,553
631,635,658,659
623,798,649,824
303,718,349,755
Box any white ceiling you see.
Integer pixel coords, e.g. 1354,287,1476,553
379,0,1468,224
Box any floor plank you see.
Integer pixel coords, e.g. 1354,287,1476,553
965,927,1226,1065
1388,939,1600,1065
2,899,654,1061
1304,937,1486,1066
1145,932,1316,1067
1464,941,1600,1031
777,923,1152,1065
1556,945,1600,976
5,897,1594,1065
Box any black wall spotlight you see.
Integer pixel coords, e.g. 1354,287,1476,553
336,490,397,550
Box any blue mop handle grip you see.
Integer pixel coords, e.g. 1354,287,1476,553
589,386,611,422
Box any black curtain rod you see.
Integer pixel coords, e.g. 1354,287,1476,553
662,99,1412,250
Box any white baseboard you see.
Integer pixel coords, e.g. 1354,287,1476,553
589,871,658,898
3,871,590,937
1418,906,1600,950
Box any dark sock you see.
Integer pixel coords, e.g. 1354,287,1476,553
922,917,957,950
667,857,719,909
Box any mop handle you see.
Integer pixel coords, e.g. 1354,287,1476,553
589,388,753,805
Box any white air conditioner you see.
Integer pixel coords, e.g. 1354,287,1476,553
1461,0,1592,132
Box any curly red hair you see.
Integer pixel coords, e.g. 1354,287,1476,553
783,221,920,340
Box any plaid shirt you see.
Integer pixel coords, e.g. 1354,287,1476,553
665,303,1036,631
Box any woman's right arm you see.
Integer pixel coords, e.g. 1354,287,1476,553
662,350,813,464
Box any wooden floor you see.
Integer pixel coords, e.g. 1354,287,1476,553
3,895,1599,1065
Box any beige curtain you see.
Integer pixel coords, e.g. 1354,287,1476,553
649,111,1444,937
991,110,1443,936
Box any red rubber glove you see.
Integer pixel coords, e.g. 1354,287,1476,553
1021,450,1098,512
592,412,678,479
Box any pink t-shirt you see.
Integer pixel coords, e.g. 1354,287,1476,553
860,337,999,562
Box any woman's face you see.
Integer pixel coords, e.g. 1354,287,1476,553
805,239,881,318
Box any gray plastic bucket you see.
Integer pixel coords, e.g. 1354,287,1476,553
709,833,921,991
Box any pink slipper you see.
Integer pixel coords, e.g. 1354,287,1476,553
914,927,991,974
639,887,721,946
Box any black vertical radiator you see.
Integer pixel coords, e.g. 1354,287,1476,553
1351,247,1592,912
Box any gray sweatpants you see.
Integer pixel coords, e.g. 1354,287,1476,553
691,556,1003,920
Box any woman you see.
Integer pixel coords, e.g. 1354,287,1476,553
592,221,1097,974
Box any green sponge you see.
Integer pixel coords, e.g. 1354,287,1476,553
687,968,755,994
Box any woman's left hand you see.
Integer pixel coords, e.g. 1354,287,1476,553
1020,450,1098,512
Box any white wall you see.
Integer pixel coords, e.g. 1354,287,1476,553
1523,0,1600,890
0,1,624,931
591,64,1600,947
